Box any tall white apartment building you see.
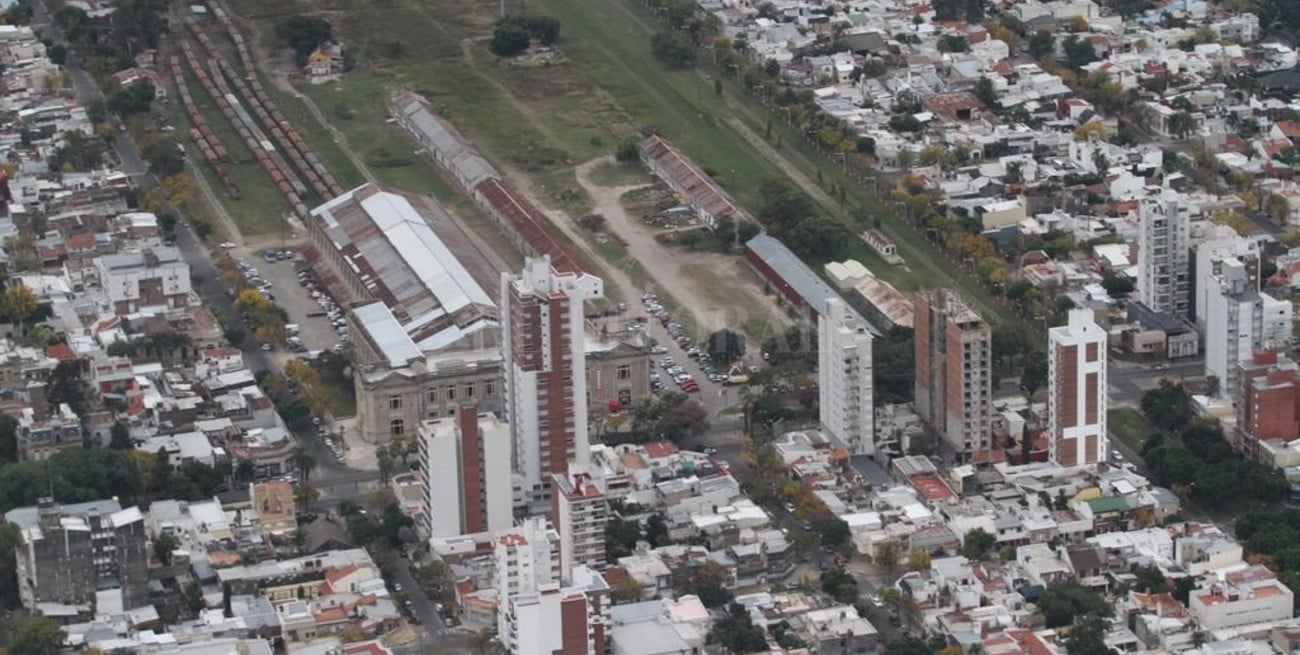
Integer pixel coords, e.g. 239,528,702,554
419,411,512,539
501,256,604,509
1048,309,1108,467
1137,187,1190,317
1205,259,1293,398
818,298,877,455
551,470,608,578
1192,237,1264,332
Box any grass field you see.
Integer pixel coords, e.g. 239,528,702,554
223,0,1018,329
1108,407,1156,452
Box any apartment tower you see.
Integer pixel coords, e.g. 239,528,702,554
1137,186,1190,318
501,256,604,508
419,410,512,538
551,471,609,578
914,289,992,462
1048,309,1108,467
818,298,877,456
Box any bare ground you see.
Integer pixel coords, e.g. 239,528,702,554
573,155,790,341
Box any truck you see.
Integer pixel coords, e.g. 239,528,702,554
285,323,300,336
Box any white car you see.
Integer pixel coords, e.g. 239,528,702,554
220,241,236,249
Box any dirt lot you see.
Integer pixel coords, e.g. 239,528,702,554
573,156,790,343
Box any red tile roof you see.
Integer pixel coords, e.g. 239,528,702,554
45,343,75,362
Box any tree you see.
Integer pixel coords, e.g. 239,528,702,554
820,567,859,603
1062,34,1098,69
0,412,16,463
274,16,332,65
109,422,132,450
651,32,695,69
974,76,998,108
605,516,641,559
1100,273,1134,297
153,531,178,566
876,540,903,582
707,329,745,365
293,446,317,508
708,603,768,653
47,360,88,415
1140,381,1190,433
1062,614,1115,655
524,15,561,44
1020,349,1049,400
491,18,531,56
962,528,996,560
106,79,155,117
615,137,640,162
908,549,931,572
2,281,38,331
1028,30,1055,59
785,216,851,258
9,617,66,655
184,579,205,612
1037,582,1111,628
814,515,851,550
645,513,669,547
142,138,186,178
611,576,644,603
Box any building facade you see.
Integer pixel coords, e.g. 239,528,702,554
502,257,604,506
1205,259,1292,399
1137,187,1189,318
94,246,191,315
6,498,149,613
1048,309,1108,467
914,290,992,462
818,298,876,456
419,411,513,539
551,471,609,578
1236,351,1300,457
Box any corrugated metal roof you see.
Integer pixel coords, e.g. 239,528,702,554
353,302,422,367
745,232,877,334
640,135,754,223
310,184,496,340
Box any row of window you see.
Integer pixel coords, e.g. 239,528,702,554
388,381,498,411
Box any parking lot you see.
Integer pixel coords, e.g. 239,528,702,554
227,246,341,355
640,292,749,400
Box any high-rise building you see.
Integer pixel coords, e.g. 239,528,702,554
1192,237,1264,332
551,471,609,578
818,298,877,455
1048,309,1108,467
1205,259,1293,399
1137,187,1190,317
496,519,609,655
914,290,992,462
419,410,513,539
6,498,150,614
501,257,604,508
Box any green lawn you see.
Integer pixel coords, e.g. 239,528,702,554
1108,407,1156,452
224,0,1020,329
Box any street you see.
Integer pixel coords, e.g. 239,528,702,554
388,557,471,655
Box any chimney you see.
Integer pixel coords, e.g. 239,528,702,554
27,380,47,418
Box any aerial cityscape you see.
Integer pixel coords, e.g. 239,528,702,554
0,0,1298,653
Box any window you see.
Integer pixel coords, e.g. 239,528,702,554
446,385,456,400
618,389,632,407
466,382,476,398
389,395,403,411
428,411,439,419
426,387,439,403
616,364,631,381
485,380,496,396
390,419,405,436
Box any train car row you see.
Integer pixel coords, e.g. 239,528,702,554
168,55,242,199
178,37,305,212
185,17,342,202
204,3,343,198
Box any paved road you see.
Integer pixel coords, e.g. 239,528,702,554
1108,356,1204,402
388,557,471,655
